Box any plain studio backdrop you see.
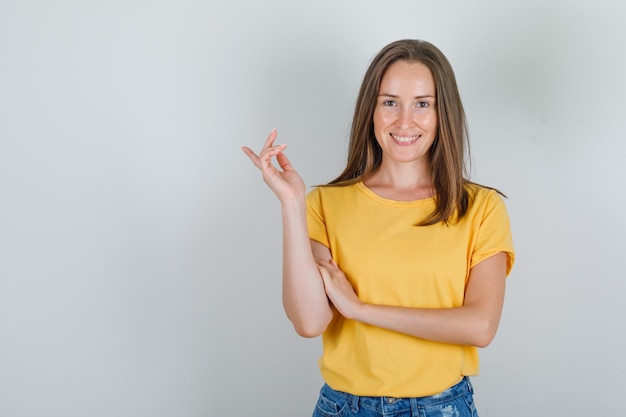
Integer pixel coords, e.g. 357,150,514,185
1,1,625,416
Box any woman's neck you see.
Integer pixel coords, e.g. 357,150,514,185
363,160,434,201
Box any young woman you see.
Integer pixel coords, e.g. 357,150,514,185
242,39,514,417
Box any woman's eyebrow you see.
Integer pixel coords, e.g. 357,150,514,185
378,93,436,99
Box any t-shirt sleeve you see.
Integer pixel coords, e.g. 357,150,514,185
471,189,516,276
305,187,330,247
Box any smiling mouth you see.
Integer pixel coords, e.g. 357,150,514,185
391,134,420,143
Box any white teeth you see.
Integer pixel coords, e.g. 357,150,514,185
392,134,419,143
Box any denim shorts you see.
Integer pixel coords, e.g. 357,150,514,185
312,377,479,417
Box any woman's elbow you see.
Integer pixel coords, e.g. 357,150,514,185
292,320,328,338
470,318,500,348
288,310,332,338
473,333,495,348
294,324,324,338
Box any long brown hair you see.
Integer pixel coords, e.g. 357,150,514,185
328,39,474,225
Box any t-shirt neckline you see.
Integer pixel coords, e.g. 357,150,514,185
355,181,436,207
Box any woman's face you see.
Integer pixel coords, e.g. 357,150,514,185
372,60,438,166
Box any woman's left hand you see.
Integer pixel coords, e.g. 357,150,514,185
315,259,363,320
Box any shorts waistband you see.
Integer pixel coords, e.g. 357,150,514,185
328,377,474,414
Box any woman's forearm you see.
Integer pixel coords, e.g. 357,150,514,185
354,303,500,348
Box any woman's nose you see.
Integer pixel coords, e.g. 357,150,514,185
398,106,413,129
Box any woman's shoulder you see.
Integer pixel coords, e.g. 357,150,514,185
306,182,362,209
307,182,361,196
465,182,508,211
467,182,504,198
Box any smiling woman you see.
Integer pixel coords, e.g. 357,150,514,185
368,60,438,201
242,39,515,417
327,40,472,226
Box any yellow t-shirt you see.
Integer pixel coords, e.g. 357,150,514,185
306,181,515,397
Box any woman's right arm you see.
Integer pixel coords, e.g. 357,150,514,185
281,200,334,337
242,130,334,337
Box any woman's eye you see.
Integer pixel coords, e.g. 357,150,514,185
416,101,429,108
383,100,396,107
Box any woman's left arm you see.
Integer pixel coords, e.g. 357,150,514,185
317,252,508,348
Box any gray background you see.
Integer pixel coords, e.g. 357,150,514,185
1,0,625,416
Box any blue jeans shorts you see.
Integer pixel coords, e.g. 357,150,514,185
312,377,479,417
